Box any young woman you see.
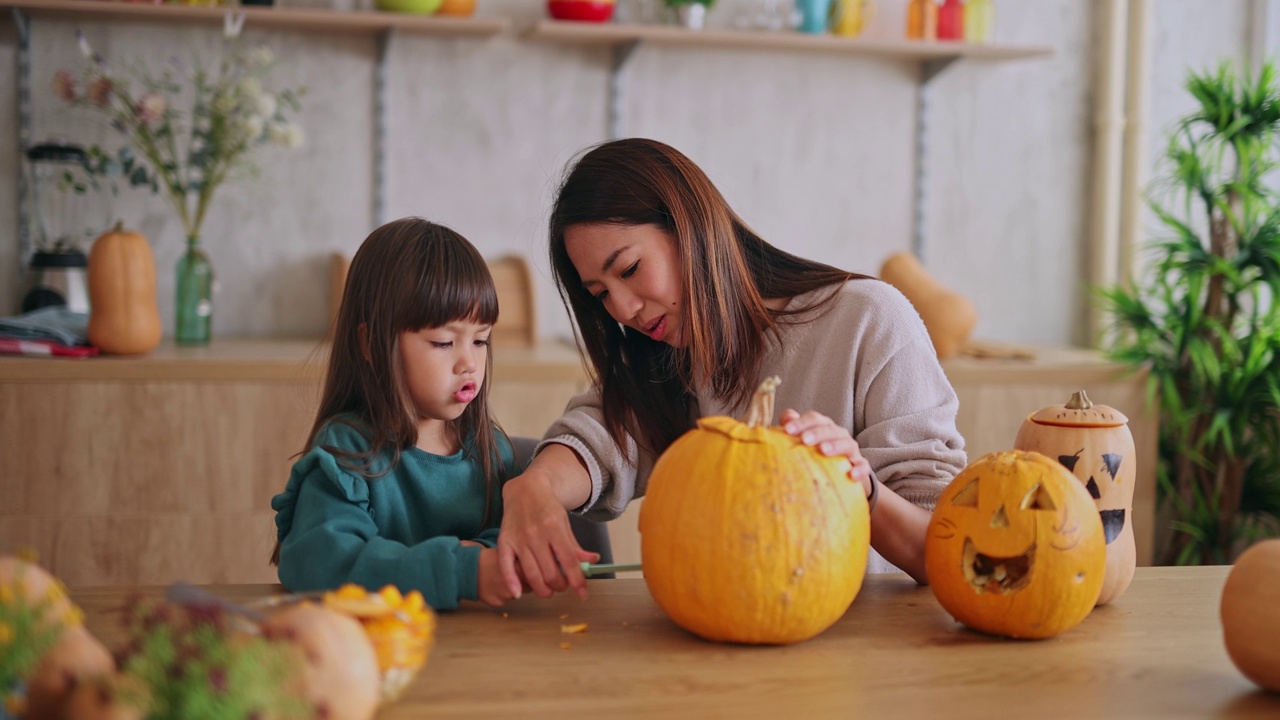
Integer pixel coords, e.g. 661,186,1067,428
498,139,967,599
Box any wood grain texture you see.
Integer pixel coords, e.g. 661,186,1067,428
68,567,1280,719
0,340,588,586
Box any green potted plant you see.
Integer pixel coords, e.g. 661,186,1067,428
1100,60,1280,565
665,0,713,29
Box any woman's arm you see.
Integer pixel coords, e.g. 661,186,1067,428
781,408,933,583
497,443,599,599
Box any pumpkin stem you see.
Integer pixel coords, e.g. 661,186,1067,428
1065,390,1093,410
744,376,782,427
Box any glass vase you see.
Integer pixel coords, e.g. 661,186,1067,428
175,235,214,345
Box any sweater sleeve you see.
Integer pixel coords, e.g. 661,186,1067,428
852,286,968,510
275,447,482,611
535,388,657,522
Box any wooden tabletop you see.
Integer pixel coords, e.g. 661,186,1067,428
69,566,1279,719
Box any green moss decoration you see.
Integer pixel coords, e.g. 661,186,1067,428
0,570,69,718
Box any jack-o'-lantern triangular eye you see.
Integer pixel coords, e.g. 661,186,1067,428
1021,483,1057,511
952,479,979,507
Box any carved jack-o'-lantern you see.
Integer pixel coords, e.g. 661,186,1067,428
925,450,1106,639
1014,390,1136,605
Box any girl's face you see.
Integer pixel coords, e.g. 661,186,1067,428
398,320,491,429
564,223,686,348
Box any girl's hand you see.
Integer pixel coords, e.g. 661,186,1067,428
781,408,873,498
498,472,599,600
477,548,529,607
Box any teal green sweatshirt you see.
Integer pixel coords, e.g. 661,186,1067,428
271,418,518,610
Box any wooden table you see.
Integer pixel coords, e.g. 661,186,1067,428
70,566,1279,719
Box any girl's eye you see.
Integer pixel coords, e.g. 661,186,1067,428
621,260,639,279
431,341,452,349
474,338,490,347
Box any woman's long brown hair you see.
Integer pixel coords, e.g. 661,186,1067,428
549,138,871,457
272,218,508,565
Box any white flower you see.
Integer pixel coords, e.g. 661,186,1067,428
238,77,263,100
248,47,274,67
254,94,277,119
238,115,265,142
136,92,167,124
268,122,304,149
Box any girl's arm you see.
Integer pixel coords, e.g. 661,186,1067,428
277,466,490,610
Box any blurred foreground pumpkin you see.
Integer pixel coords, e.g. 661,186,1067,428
639,376,871,645
1221,539,1280,692
260,602,382,720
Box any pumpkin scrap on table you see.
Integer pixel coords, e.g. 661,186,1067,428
639,376,871,646
925,450,1106,639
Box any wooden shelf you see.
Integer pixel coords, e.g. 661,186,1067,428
1,0,510,36
525,20,1054,61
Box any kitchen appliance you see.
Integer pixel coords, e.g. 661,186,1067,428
21,141,97,314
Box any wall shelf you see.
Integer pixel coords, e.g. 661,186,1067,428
1,0,510,36
524,19,1053,62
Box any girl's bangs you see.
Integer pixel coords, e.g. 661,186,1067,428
399,249,499,331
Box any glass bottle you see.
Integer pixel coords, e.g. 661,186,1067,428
965,0,994,44
906,0,937,40
175,235,213,345
937,0,963,40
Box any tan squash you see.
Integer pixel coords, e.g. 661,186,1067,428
0,556,76,630
1220,539,1280,692
1014,390,1137,605
259,601,382,720
925,450,1106,639
879,251,977,359
24,625,117,720
638,376,871,645
87,223,162,355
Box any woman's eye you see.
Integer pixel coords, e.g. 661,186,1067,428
621,261,639,279
593,290,610,302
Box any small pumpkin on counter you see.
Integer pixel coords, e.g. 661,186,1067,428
87,222,162,355
879,251,977,359
1014,390,1137,605
638,376,871,645
1221,539,1280,692
259,601,382,720
925,450,1106,639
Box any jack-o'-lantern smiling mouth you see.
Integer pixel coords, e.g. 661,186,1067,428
962,538,1034,594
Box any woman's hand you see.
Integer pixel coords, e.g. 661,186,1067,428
781,408,873,499
498,459,599,600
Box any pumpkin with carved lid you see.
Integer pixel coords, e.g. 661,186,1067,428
925,450,1106,639
638,376,870,645
1014,390,1137,605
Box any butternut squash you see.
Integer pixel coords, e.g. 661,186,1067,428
88,223,162,355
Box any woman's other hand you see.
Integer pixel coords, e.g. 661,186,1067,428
781,408,873,498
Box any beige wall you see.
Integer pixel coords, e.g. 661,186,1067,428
0,0,1266,348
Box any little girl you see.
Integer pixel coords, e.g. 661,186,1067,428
270,217,522,610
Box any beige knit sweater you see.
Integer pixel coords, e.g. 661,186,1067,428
537,279,968,573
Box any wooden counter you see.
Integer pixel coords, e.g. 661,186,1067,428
0,339,589,587
69,567,1279,719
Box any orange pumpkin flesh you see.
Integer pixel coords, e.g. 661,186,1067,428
1221,539,1280,692
925,450,1106,639
87,223,162,355
1014,390,1137,605
639,377,870,645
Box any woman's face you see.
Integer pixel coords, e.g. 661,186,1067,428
564,223,686,348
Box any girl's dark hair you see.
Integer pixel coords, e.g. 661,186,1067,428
548,138,870,456
272,217,507,566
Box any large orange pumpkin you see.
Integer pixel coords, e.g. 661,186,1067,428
87,223,162,355
638,376,870,645
925,450,1106,639
1220,539,1280,692
1014,390,1136,605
